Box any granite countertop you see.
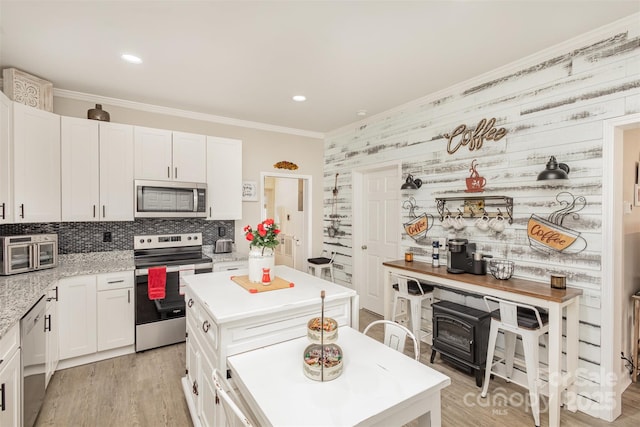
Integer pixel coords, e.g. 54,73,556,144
0,251,134,340
0,249,248,341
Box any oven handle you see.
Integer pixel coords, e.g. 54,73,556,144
135,263,213,276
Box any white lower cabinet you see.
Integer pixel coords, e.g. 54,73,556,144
45,284,59,388
59,271,134,363
58,275,97,359
0,323,21,427
97,272,134,352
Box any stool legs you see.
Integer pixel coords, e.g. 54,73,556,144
392,294,400,323
503,331,517,379
523,333,541,427
481,321,499,398
410,299,422,342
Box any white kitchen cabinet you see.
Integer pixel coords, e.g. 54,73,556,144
134,126,173,181
0,91,12,224
58,275,97,360
0,323,21,427
134,127,206,182
172,131,207,183
206,136,242,220
61,117,134,221
12,102,61,223
96,271,134,352
45,284,59,388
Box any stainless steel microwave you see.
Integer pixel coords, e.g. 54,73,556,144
135,180,207,218
0,234,58,275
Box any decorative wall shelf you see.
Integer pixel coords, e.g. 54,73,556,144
435,196,513,224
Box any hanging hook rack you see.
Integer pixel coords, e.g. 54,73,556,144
435,195,513,224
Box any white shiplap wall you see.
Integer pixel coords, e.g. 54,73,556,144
324,15,640,414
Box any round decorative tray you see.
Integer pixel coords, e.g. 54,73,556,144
307,317,338,344
302,343,343,381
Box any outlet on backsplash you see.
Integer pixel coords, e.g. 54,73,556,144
103,231,112,242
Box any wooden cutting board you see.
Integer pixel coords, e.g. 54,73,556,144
231,275,295,293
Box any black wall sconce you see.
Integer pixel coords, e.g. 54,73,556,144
401,174,422,190
537,156,570,181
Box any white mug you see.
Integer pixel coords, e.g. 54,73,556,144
475,216,490,231
489,216,506,232
453,215,466,230
442,214,454,229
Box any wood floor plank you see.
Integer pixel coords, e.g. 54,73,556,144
35,311,639,426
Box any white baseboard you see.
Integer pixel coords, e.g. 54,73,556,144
56,345,134,371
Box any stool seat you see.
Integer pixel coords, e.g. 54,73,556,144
392,282,434,295
391,275,434,345
489,307,549,329
308,257,332,265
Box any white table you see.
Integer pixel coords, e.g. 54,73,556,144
383,260,583,427
227,326,451,427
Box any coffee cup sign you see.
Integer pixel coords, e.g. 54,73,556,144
444,118,507,154
465,159,486,193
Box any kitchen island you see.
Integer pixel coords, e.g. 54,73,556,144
181,265,359,427
382,259,582,427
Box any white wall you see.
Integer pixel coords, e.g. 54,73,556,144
324,14,640,414
52,97,325,257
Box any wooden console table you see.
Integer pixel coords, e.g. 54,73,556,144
382,259,583,427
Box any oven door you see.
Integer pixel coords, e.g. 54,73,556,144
4,243,34,274
35,241,57,270
135,264,212,351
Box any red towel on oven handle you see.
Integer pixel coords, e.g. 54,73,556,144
148,266,167,300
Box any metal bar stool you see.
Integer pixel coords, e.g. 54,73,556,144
307,250,335,282
481,296,549,427
391,274,434,345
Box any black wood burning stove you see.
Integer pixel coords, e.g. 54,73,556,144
430,301,491,387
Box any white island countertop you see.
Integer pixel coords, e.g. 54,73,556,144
183,265,358,325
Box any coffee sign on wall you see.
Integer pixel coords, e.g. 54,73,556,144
444,117,507,154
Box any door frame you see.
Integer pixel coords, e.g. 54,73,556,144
259,171,312,271
352,161,402,310
602,112,640,421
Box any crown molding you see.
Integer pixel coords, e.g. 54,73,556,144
53,88,324,140
327,12,640,137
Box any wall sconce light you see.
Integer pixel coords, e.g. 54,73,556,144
401,174,422,190
537,156,570,181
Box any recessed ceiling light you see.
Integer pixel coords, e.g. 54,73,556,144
292,95,306,102
357,110,367,117
121,53,143,64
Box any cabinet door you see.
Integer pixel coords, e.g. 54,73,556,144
99,122,134,220
134,126,172,181
45,285,59,388
13,103,61,222
97,287,134,351
58,276,97,359
0,91,12,224
186,325,202,415
0,349,21,427
206,137,242,220
173,131,206,183
61,117,100,221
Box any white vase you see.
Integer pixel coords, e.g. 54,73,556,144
248,248,275,283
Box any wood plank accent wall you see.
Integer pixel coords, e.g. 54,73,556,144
324,17,640,410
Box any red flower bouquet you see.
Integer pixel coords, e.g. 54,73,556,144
243,219,281,255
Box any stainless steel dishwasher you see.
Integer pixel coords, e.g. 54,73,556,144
21,295,46,427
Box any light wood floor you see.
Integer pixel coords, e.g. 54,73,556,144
36,310,640,427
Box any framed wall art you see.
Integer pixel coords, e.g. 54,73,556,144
242,181,258,202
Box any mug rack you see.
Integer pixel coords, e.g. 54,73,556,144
435,195,513,224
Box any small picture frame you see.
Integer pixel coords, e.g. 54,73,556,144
242,181,258,202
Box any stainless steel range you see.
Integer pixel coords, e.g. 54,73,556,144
134,233,212,352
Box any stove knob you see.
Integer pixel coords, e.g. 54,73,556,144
194,236,198,240
139,239,144,244
187,236,192,240
147,239,152,243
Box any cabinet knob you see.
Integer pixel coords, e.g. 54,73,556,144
202,320,210,333
192,380,199,396
188,298,194,308
361,245,367,250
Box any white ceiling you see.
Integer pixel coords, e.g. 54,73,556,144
1,1,639,134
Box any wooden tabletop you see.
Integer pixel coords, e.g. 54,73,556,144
383,260,582,303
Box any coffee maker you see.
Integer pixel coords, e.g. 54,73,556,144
447,239,488,275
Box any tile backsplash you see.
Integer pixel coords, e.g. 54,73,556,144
0,218,235,253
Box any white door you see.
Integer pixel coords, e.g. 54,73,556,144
360,167,399,314
134,126,172,181
206,136,242,220
58,276,97,360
